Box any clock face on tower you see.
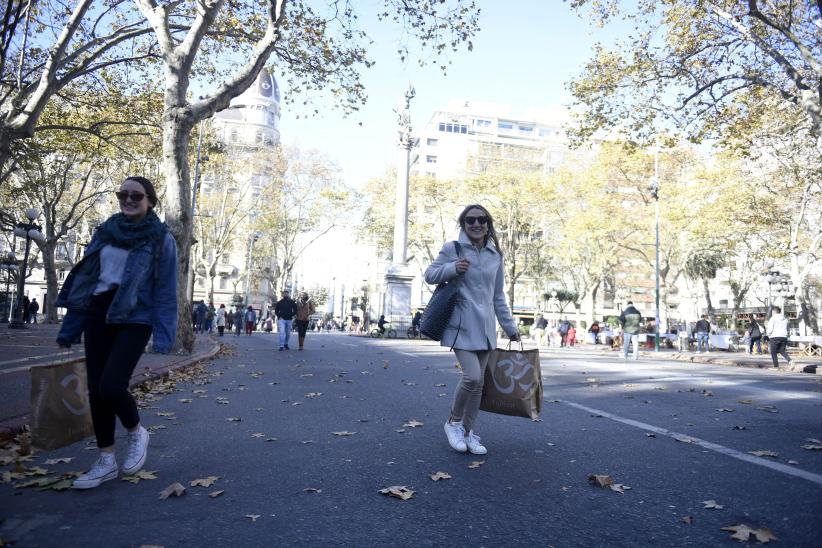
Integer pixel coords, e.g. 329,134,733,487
258,74,272,98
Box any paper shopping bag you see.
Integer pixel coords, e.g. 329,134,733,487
480,346,542,419
30,360,93,450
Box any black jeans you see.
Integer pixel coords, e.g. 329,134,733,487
769,337,790,368
295,320,309,337
84,290,152,448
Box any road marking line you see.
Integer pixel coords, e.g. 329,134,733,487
0,351,83,369
397,352,419,357
560,400,822,487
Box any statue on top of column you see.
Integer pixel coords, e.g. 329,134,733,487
394,84,416,148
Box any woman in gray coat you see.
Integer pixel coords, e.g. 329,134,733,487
424,204,520,455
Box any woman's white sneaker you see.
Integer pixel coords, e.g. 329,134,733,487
465,431,487,455
73,453,118,489
123,425,149,475
444,420,467,452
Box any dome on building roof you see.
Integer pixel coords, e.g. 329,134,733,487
233,68,280,105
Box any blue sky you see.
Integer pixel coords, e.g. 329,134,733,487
278,1,627,188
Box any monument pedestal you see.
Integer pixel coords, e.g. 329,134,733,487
384,264,415,325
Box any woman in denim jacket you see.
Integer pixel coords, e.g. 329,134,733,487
56,176,178,489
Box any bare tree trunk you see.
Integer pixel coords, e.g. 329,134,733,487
162,112,195,352
702,278,714,319
40,242,59,323
799,285,819,335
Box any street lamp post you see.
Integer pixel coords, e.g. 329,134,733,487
9,208,45,329
0,252,18,323
243,231,262,307
649,152,661,352
765,264,793,320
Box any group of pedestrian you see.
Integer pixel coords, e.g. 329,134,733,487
18,295,40,323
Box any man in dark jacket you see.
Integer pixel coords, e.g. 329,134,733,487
558,318,571,348
619,301,642,360
695,315,712,353
274,290,298,350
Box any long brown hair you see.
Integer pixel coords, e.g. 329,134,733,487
458,204,501,255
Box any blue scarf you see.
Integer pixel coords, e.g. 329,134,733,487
96,210,167,249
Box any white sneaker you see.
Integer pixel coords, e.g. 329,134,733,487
73,453,118,489
465,431,487,455
443,420,467,452
123,425,149,475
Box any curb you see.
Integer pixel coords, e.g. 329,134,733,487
0,341,222,444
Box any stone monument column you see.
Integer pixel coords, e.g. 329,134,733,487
383,85,418,326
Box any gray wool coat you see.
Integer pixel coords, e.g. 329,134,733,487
424,230,518,351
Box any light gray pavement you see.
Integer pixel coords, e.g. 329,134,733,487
0,332,820,546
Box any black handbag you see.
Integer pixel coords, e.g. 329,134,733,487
420,242,462,343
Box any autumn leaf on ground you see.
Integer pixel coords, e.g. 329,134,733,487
716,408,734,412
801,438,822,450
468,461,485,469
702,390,714,397
702,499,724,509
44,457,74,465
720,524,778,543
609,483,631,493
756,405,778,413
304,392,322,398
303,487,322,493
738,399,753,404
122,470,158,484
379,485,415,500
190,476,219,488
178,398,193,404
226,417,242,422
674,436,697,444
429,472,452,481
208,490,224,498
588,474,614,488
245,514,261,522
158,482,186,499
434,383,446,387
402,420,424,428
265,438,278,442
332,431,356,436
681,516,694,524
156,412,175,417
251,433,264,438
732,425,747,430
23,466,48,476
645,432,656,438
749,450,779,458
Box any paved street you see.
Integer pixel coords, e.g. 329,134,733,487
1,332,821,546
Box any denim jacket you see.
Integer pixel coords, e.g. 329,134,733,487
56,230,178,353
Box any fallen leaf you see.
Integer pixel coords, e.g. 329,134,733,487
806,437,822,444
190,476,219,488
587,474,614,488
178,398,193,403
44,457,74,465
681,516,694,524
468,461,485,469
434,383,446,387
749,450,779,458
645,432,656,438
245,514,261,522
158,482,186,499
756,405,778,413
378,485,415,500
720,524,778,543
674,436,697,444
251,433,264,438
156,412,175,417
787,460,799,465
716,408,734,412
702,499,724,509
402,420,424,428
801,438,822,450
609,483,631,493
303,487,322,493
332,431,356,436
208,489,224,498
738,399,753,404
429,471,452,482
122,470,158,484
265,437,278,442
702,390,714,397
304,392,322,398
732,425,747,430
225,417,242,422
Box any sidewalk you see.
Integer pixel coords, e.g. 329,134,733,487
563,340,822,373
0,323,220,441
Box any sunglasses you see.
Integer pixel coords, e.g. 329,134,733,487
465,215,488,225
115,191,145,202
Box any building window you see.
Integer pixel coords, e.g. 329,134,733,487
519,125,534,133
498,122,513,131
438,123,468,134
427,138,438,146
230,129,238,142
438,122,445,131
219,277,227,289
426,155,437,164
475,119,491,128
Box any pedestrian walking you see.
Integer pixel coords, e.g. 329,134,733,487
558,317,570,347
766,305,791,368
225,308,234,332
294,292,316,350
748,319,764,354
55,175,177,489
215,304,226,336
274,290,298,350
29,298,40,323
22,295,30,323
589,321,600,344
233,306,244,336
695,315,711,353
566,323,577,347
619,301,642,360
194,300,207,333
424,204,520,456
244,305,256,335
532,314,547,347
205,303,215,333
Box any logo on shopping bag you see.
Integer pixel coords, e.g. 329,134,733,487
490,353,535,395
60,373,90,415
